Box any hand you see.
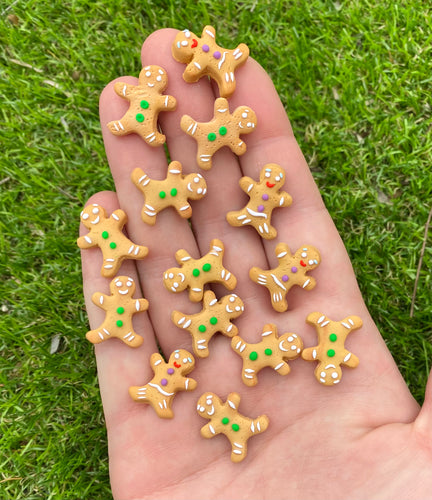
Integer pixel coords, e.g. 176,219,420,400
79,29,432,500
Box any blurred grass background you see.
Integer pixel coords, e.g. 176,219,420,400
1,0,431,498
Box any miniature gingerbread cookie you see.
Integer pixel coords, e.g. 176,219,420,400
77,204,148,278
231,324,303,386
129,349,197,418
302,312,362,386
181,97,257,169
226,164,292,239
249,244,321,312
172,26,249,98
172,290,244,358
107,65,176,146
131,161,207,225
163,238,237,302
86,276,148,347
197,392,269,463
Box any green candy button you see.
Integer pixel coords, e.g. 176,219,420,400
170,188,178,197
329,333,337,342
140,100,149,109
232,423,240,432
109,242,117,249
327,349,336,358
210,317,218,325
202,263,211,272
102,231,109,239
116,320,123,327
136,113,145,123
219,126,227,136
264,348,273,356
159,191,166,199
249,351,258,361
208,132,217,141
192,268,200,277
222,417,229,425
117,307,125,315
198,325,206,333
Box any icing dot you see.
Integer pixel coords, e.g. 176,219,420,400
136,113,145,123
102,231,109,239
264,348,273,356
202,263,211,272
329,333,338,342
202,44,210,52
170,188,178,197
291,266,298,273
262,194,269,201
327,349,336,358
282,275,289,282
208,132,217,141
222,417,229,425
210,316,218,325
257,205,265,212
213,50,221,59
116,307,125,314
219,126,227,136
159,191,166,199
116,320,123,327
109,242,117,249
249,351,258,361
192,268,200,277
167,368,174,375
140,100,149,109
161,378,168,386
232,423,240,432
198,325,206,333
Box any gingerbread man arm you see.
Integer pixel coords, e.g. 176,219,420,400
175,248,191,265
77,234,97,249
239,176,256,194
155,92,177,111
91,292,110,310
226,392,241,409
301,276,317,291
130,167,150,194
135,298,149,312
183,377,198,391
275,242,293,260
113,81,136,100
201,25,216,42
110,209,127,228
150,352,165,371
277,190,293,207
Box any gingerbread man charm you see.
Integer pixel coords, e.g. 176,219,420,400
231,324,303,386
77,204,148,278
197,392,269,463
131,161,207,225
129,349,197,418
163,238,237,302
227,164,293,239
107,65,176,146
172,25,249,98
86,276,148,347
172,291,245,358
302,312,362,386
181,97,257,169
249,244,321,312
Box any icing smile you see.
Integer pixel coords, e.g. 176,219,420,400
266,181,275,188
174,361,181,368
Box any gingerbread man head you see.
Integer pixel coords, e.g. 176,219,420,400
197,391,221,417
172,29,197,62
259,164,285,190
233,106,257,134
163,269,188,293
294,246,321,271
110,276,137,297
185,173,208,199
80,203,107,230
169,349,196,375
138,65,169,92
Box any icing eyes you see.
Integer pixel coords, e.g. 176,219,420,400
174,351,180,359
92,207,99,214
126,280,133,287
116,281,123,287
242,112,248,118
82,212,89,220
183,29,191,38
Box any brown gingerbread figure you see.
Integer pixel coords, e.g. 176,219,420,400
302,312,362,386
131,161,207,225
172,25,249,98
197,391,269,462
107,65,176,146
77,204,148,278
163,238,237,302
226,164,293,239
231,324,303,386
172,290,245,357
181,97,257,169
249,243,321,312
86,276,148,347
129,349,197,418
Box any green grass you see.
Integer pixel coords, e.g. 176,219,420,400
1,0,431,497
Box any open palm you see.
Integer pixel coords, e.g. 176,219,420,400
79,29,432,500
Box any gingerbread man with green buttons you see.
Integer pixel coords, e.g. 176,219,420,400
86,276,149,347
181,97,257,169
77,203,148,278
231,324,303,386
107,65,176,146
172,290,244,357
302,311,363,386
131,161,207,225
163,238,237,302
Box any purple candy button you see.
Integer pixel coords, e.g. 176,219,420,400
282,275,289,282
262,193,269,201
161,378,168,386
202,44,210,52
257,205,264,212
291,266,298,273
167,368,174,375
213,51,221,59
